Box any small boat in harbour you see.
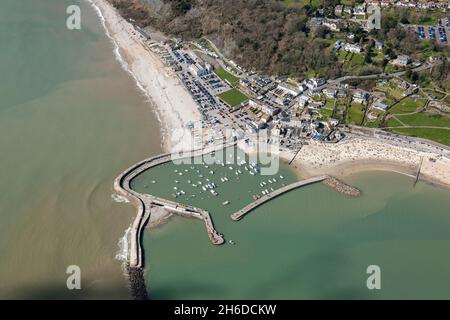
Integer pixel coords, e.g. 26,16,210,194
228,240,236,245
222,200,230,206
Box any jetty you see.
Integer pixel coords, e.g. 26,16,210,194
114,141,236,268
414,157,424,187
288,145,303,165
231,175,328,221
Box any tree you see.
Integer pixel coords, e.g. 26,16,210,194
411,71,419,83
314,26,329,39
405,68,412,79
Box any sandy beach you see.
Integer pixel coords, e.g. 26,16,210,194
281,136,450,188
90,0,200,152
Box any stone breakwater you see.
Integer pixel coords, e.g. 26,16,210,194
323,177,362,197
114,141,236,268
231,175,329,221
114,141,236,298
230,175,362,221
125,265,149,300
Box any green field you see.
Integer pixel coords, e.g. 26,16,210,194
393,112,450,128
347,103,365,125
387,116,404,127
390,127,450,146
387,111,450,146
319,108,333,121
218,89,249,107
389,97,427,114
214,67,239,86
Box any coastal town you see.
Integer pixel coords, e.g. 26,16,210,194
131,8,450,155
85,0,448,187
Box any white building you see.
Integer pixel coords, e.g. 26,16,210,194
189,63,207,76
353,4,366,17
392,55,411,66
298,95,310,107
343,43,363,53
306,78,326,90
277,83,300,96
298,84,308,93
260,104,280,116
323,88,337,98
343,6,353,15
353,90,370,103
323,19,340,32
372,102,388,111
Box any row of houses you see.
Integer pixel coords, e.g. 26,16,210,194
308,18,341,32
365,0,450,10
335,4,367,17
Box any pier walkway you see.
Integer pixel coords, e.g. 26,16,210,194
231,175,328,221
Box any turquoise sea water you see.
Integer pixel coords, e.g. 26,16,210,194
134,161,450,299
